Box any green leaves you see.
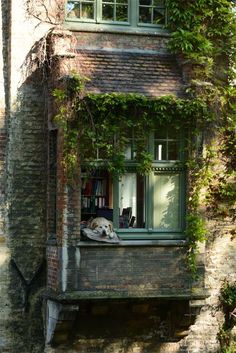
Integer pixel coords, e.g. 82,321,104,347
167,0,236,82
221,281,236,308
185,213,207,275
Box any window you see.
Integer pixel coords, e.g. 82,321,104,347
81,126,186,240
66,0,167,29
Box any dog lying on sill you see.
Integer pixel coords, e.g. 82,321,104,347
81,217,120,244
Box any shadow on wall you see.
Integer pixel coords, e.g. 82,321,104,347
7,59,48,353
47,299,199,353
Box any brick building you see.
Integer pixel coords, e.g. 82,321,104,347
0,1,235,353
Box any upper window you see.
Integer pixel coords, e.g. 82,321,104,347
66,0,167,29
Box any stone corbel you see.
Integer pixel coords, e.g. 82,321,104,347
46,299,80,345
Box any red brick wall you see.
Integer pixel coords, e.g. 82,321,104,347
47,245,59,291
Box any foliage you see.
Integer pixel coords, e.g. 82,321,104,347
166,0,236,80
53,88,210,176
221,281,236,309
220,343,236,353
185,213,207,275
218,282,236,352
52,0,236,275
166,0,236,273
53,81,212,274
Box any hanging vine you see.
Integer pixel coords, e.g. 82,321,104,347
52,0,236,275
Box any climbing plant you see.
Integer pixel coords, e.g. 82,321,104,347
218,281,236,353
52,0,236,274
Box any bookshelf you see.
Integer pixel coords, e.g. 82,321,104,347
81,170,112,221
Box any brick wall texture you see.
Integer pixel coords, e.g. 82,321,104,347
47,246,59,291
0,1,235,353
75,246,195,295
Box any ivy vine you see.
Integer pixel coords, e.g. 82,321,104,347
52,0,236,275
218,281,236,353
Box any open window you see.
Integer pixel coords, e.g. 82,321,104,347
81,126,186,240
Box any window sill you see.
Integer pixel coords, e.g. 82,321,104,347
78,239,187,247
64,21,170,37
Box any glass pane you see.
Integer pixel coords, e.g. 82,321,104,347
124,143,132,159
154,128,181,161
81,3,94,18
155,128,166,140
153,174,180,230
139,7,152,23
124,134,137,160
154,141,167,161
116,5,128,22
119,173,145,228
153,8,165,25
117,0,128,3
153,0,165,6
102,4,114,20
168,141,179,160
168,128,178,139
67,3,80,18
81,170,113,222
139,0,152,5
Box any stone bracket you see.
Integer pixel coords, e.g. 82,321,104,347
46,299,80,345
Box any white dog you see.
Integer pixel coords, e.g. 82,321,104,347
88,217,114,239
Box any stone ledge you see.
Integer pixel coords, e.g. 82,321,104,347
44,288,210,302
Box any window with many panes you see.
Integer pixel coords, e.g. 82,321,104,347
81,126,186,240
66,0,167,29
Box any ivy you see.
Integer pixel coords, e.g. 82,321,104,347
51,0,236,276
53,87,210,175
218,281,236,353
166,0,236,80
53,82,212,275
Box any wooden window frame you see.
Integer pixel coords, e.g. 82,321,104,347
112,131,186,239
81,129,186,240
65,0,167,31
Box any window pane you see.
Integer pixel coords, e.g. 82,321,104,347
155,142,167,161
154,129,181,161
155,127,166,139
102,4,114,20
119,173,145,228
66,1,95,19
116,5,128,22
124,139,136,160
139,7,152,23
153,8,165,25
102,1,128,22
168,141,179,160
153,0,165,6
81,3,94,18
139,0,152,5
153,173,180,230
67,2,80,18
81,170,113,222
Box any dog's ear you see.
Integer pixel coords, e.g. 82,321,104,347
91,221,98,230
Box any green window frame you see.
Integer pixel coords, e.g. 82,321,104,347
81,127,186,240
112,130,186,239
66,0,167,29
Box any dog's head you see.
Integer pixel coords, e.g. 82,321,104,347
89,217,114,238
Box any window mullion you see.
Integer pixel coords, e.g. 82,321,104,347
146,174,153,230
130,0,137,27
113,176,120,229
179,170,186,230
97,0,101,22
